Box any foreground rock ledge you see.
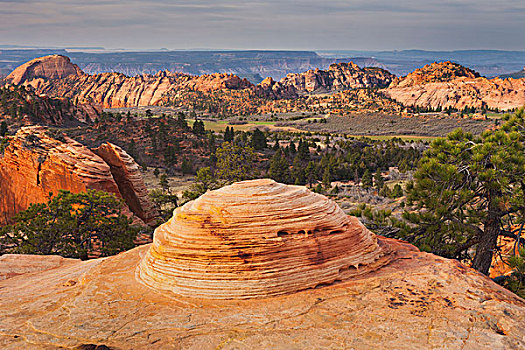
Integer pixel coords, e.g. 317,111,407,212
1,180,524,349
0,241,524,349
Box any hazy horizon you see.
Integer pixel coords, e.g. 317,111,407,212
1,0,524,51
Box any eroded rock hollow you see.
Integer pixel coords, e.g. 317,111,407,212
138,179,392,299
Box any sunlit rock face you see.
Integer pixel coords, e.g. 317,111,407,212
0,126,158,225
384,61,525,111
5,55,84,85
138,179,392,299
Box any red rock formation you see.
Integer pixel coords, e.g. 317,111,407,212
389,61,480,88
5,55,84,85
0,84,99,126
0,126,158,225
384,62,525,111
138,179,392,299
93,142,159,225
267,62,394,95
6,56,396,109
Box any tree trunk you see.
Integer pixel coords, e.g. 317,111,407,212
472,195,501,275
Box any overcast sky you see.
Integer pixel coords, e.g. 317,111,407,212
0,0,524,51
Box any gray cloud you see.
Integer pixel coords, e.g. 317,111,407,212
0,0,523,50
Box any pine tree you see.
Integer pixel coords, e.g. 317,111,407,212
268,150,290,183
404,109,525,275
250,128,267,150
297,138,310,161
361,169,372,188
374,169,384,191
0,190,139,259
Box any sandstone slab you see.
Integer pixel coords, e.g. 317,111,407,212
0,239,524,349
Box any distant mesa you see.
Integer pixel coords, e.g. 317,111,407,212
5,55,84,85
498,66,525,79
0,126,158,226
138,179,392,299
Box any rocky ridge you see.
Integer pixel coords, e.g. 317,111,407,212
5,55,398,108
384,61,525,110
0,181,524,349
0,126,158,225
0,84,99,126
265,62,394,95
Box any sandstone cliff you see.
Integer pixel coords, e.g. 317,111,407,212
384,62,525,110
0,126,158,225
6,56,396,109
266,62,394,96
0,180,523,349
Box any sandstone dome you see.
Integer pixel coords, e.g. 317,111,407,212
137,179,392,299
5,54,84,85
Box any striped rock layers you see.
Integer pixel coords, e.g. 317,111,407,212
138,179,392,299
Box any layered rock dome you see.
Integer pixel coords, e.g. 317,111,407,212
138,179,392,299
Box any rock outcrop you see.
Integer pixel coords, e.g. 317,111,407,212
266,62,394,96
138,179,392,299
0,84,99,126
5,55,84,85
5,56,396,109
384,61,525,111
93,142,159,225
0,181,524,349
0,126,158,225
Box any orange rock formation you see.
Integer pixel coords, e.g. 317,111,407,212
267,62,394,95
93,142,159,225
5,55,84,85
0,126,158,225
384,61,525,111
138,179,392,299
5,55,396,109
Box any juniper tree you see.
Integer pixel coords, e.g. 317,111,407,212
250,128,267,150
0,190,139,260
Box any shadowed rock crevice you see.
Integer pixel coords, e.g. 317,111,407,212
93,143,159,225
